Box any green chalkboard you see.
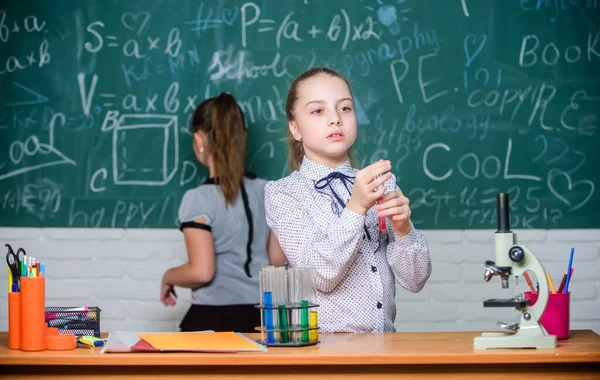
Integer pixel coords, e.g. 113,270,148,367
1,0,599,228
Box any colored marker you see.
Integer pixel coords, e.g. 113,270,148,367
30,258,36,277
58,322,94,329
78,336,105,347
523,272,536,294
59,328,97,337
546,273,556,294
564,247,575,293
564,267,574,294
46,311,95,321
7,267,12,293
47,318,78,327
65,306,89,312
557,273,567,294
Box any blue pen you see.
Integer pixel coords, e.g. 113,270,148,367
564,247,575,293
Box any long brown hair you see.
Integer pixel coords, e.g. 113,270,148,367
285,67,353,172
191,93,247,207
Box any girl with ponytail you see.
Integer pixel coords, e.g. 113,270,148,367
161,93,286,332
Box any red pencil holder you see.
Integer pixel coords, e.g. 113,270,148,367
8,292,21,349
20,276,46,351
524,291,570,340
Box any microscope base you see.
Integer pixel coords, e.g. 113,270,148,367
474,330,557,349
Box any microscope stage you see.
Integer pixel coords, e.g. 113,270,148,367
483,298,530,308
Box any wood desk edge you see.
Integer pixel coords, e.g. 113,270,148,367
1,330,600,367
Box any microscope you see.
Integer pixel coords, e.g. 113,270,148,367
473,193,556,349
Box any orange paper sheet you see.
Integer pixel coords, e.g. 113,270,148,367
136,332,265,352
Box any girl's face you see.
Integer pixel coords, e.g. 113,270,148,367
289,74,357,169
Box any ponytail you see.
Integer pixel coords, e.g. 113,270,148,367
191,93,247,207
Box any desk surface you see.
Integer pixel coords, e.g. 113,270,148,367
1,330,600,366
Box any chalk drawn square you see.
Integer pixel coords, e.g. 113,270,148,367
113,114,179,185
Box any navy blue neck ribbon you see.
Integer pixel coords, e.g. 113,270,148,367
314,172,371,241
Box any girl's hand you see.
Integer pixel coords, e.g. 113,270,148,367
160,279,177,307
376,190,412,236
346,160,392,215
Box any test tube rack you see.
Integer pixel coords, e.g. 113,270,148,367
254,302,320,347
256,265,320,347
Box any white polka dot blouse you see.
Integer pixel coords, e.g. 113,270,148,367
265,156,432,333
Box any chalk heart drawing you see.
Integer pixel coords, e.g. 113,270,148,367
547,169,595,212
221,7,239,25
121,11,150,35
463,33,487,68
283,52,316,77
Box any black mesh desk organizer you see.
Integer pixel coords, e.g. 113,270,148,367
45,306,101,337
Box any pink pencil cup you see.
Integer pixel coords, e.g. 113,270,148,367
524,291,570,339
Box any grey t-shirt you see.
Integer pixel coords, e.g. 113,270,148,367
178,175,270,305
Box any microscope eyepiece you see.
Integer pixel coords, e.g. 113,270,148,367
496,193,511,233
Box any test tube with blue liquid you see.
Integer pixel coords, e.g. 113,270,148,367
259,268,275,344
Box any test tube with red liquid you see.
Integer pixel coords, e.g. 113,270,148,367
378,213,386,231
376,174,386,231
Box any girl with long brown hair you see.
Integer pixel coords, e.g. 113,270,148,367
161,92,285,332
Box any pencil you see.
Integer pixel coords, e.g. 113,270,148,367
7,268,12,293
557,273,567,293
546,273,556,294
523,272,536,294
564,247,575,293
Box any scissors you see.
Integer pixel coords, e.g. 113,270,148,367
6,243,26,289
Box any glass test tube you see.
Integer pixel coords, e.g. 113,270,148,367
273,267,280,343
278,267,289,343
300,268,310,343
288,268,299,342
261,268,275,344
309,311,318,342
259,270,265,342
376,175,386,231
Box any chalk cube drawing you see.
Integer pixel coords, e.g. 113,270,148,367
112,114,179,185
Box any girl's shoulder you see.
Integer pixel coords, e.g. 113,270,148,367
178,182,223,224
183,179,219,196
265,171,311,199
179,182,222,209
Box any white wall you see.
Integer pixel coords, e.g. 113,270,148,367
1,227,598,334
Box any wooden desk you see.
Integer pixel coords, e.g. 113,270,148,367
1,331,600,379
